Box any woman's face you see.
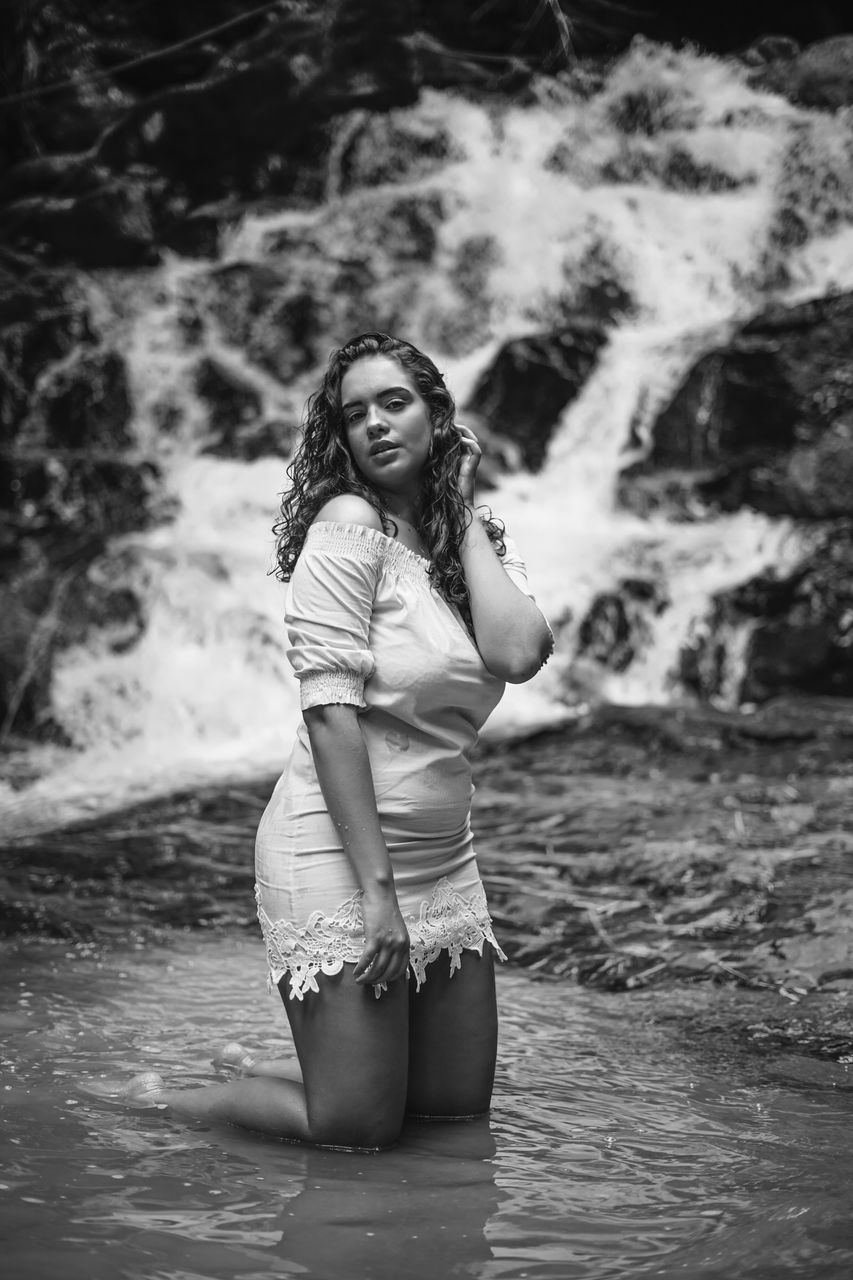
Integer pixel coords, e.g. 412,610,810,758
340,355,433,499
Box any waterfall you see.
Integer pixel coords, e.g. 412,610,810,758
5,39,853,824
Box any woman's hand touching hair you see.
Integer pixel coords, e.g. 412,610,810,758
453,422,482,507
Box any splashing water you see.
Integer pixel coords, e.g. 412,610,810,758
8,41,853,819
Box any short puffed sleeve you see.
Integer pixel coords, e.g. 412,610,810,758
499,532,537,600
285,522,383,710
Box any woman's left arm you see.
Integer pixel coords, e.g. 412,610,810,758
456,422,554,683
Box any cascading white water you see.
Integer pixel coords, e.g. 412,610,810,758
5,39,853,825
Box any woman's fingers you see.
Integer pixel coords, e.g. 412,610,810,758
354,937,409,986
455,423,481,502
455,422,481,451
356,895,409,985
352,946,378,981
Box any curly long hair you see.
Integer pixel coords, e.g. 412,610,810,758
273,333,504,626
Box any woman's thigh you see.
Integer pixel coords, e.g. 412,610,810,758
405,948,498,1119
282,965,409,1149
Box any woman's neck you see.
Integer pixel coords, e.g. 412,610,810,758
377,490,426,555
379,490,420,527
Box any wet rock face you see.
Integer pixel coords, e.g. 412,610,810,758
0,276,144,549
0,2,421,266
40,351,133,452
465,324,609,471
2,179,164,269
578,579,670,673
632,291,853,520
11,3,849,270
629,290,853,705
332,111,464,195
0,548,149,744
201,263,322,386
6,339,144,542
749,36,853,110
0,273,160,740
681,526,853,703
0,274,94,440
194,356,294,461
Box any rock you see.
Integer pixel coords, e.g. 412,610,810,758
729,419,853,519
2,5,128,161
61,567,147,657
95,61,312,205
94,34,219,97
578,579,670,673
745,621,836,700
751,36,853,110
332,103,465,195
201,262,323,385
681,525,853,703
159,203,239,260
93,10,423,211
3,345,139,542
324,0,418,98
0,540,148,740
195,356,261,430
203,188,446,381
465,323,609,470
598,141,748,192
372,192,444,262
419,232,499,355
761,113,853,277
0,585,56,738
633,291,853,519
616,466,712,522
0,273,94,434
741,36,801,67
35,350,133,452
0,178,162,268
4,456,160,542
0,154,108,207
194,356,291,459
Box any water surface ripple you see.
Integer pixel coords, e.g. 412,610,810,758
1,937,851,1279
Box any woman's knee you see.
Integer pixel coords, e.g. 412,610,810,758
282,965,410,1147
307,1096,405,1150
405,1073,494,1122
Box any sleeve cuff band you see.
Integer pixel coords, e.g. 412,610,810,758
299,670,367,710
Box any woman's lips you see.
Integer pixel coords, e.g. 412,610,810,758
369,442,400,458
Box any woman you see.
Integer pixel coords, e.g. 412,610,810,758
127,333,553,1147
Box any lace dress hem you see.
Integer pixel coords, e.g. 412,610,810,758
255,877,507,1001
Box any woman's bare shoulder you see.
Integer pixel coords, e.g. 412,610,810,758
311,494,383,530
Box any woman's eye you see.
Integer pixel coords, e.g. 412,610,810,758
386,399,405,411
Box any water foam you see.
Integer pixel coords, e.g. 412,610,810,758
8,42,853,820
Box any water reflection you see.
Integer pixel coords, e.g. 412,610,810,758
1,936,852,1280
269,1121,502,1278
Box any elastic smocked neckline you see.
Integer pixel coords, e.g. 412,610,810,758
308,520,431,569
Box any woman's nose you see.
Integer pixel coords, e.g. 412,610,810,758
366,406,386,435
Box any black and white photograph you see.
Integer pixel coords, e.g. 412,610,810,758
2,2,852,1277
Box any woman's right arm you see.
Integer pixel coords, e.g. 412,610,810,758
302,703,409,987
290,494,409,988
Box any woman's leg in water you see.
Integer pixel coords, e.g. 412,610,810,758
148,967,409,1149
405,948,498,1120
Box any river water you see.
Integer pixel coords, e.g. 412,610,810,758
2,933,851,1279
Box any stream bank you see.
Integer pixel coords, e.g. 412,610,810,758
3,697,851,1067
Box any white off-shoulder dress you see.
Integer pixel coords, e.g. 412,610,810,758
254,520,541,1000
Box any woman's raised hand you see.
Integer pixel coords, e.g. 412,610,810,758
455,422,482,505
354,886,411,988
